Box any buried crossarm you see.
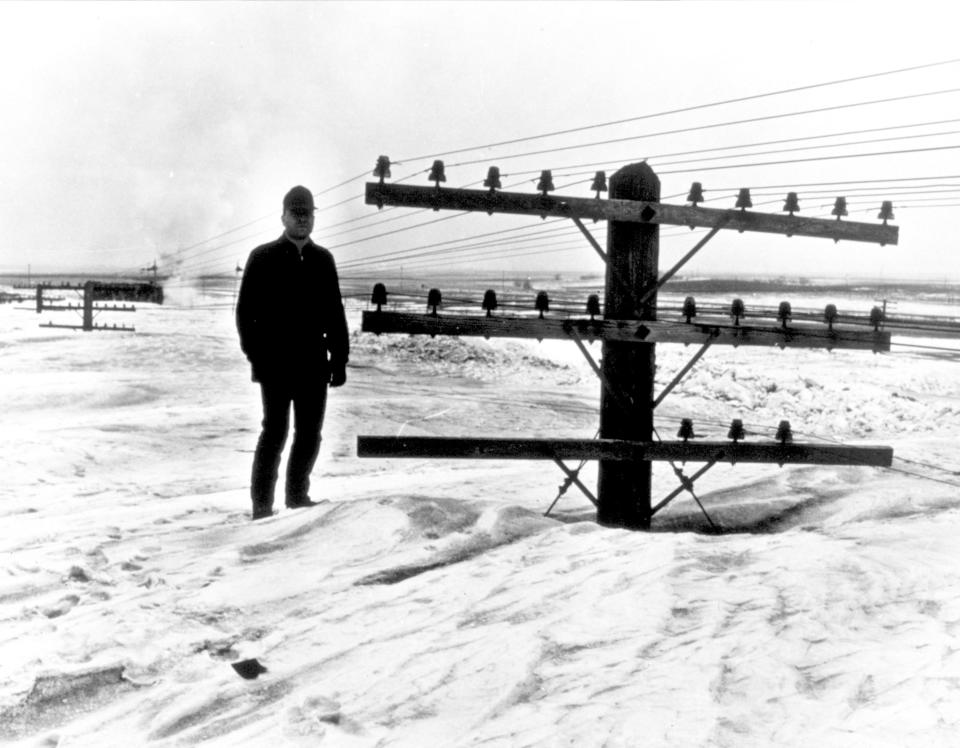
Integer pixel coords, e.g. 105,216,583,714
355,434,894,520
359,158,897,530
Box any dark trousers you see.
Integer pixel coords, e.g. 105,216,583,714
251,377,329,511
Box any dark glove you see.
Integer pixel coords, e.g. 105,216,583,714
329,361,347,388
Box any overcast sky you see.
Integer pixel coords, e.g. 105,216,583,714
2,1,959,280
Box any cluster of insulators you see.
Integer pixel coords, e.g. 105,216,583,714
686,182,895,223
373,155,610,198
370,283,604,320
681,296,886,331
371,284,886,331
373,157,896,223
677,418,794,444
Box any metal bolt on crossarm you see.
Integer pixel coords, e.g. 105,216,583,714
682,296,697,323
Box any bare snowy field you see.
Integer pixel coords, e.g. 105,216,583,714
1,279,960,747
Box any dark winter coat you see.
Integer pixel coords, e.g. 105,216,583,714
236,235,349,383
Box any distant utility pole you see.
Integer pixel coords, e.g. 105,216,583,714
34,281,136,332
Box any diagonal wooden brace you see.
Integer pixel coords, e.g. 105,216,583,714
638,219,728,307
551,458,598,508
653,331,718,408
571,216,607,262
651,459,718,515
566,326,635,410
571,216,643,316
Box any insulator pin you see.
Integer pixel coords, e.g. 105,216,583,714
371,283,387,311
373,155,391,182
687,182,705,206
586,294,601,319
728,419,746,442
482,289,498,317
776,420,793,444
535,291,550,318
537,170,555,195
783,192,800,215
591,171,608,197
428,160,446,186
484,167,502,192
427,288,442,316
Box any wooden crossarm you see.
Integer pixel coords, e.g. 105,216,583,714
365,182,898,245
361,311,890,351
356,436,893,467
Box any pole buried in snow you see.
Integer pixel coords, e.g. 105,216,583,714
598,162,659,530
83,280,95,331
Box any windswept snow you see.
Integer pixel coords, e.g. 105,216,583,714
1,284,959,746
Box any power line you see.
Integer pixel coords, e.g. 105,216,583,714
167,87,960,272
335,218,570,266
662,174,960,201
329,211,470,251
397,57,960,163
500,118,960,180
650,128,960,171
182,177,946,279
164,88,960,275
329,164,956,265
658,143,960,175
441,88,960,170
339,233,588,272
167,92,960,268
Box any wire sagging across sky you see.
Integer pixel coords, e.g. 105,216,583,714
156,55,960,283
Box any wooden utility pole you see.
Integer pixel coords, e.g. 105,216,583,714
357,157,898,531
82,280,95,331
598,163,659,528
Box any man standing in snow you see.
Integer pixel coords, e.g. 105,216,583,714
236,185,349,521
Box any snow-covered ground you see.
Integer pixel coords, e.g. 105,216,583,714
1,282,959,747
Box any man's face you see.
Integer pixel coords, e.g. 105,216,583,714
282,208,314,240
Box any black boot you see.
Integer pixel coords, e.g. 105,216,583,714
251,504,274,521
